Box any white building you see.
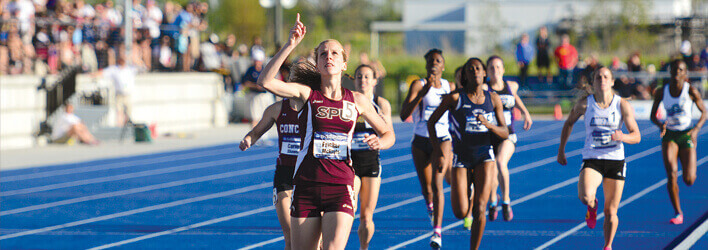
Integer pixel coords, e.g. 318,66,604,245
371,0,701,56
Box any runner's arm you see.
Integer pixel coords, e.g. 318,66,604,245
617,99,641,144
558,97,586,165
355,92,395,150
240,102,281,151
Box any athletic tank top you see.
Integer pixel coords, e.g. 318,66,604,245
583,95,624,160
412,79,451,138
662,82,693,131
295,88,358,185
491,81,515,134
276,99,301,167
351,95,381,151
449,90,496,162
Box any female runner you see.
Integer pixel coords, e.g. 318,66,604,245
399,48,455,248
429,58,508,249
557,67,641,250
258,14,395,250
351,64,393,249
484,56,533,221
650,59,706,224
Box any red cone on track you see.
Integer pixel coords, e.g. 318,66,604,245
554,104,563,120
514,107,522,121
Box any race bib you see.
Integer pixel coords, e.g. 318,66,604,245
465,115,489,133
313,132,349,160
423,106,437,121
351,132,371,151
590,130,619,149
499,95,515,109
280,136,301,156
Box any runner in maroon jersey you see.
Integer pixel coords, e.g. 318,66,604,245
258,14,395,249
239,98,302,250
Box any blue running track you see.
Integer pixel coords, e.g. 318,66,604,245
1,121,706,249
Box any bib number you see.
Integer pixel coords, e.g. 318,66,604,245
423,106,436,121
503,110,512,125
313,132,349,160
280,136,301,156
591,130,618,149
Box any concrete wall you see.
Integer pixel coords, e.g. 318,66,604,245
0,75,46,150
1,73,227,150
76,72,228,135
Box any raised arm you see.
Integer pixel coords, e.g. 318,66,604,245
400,79,428,120
257,14,311,101
354,92,395,150
239,101,282,151
557,98,586,165
479,92,509,139
649,86,666,136
688,86,707,141
615,98,641,144
509,81,533,130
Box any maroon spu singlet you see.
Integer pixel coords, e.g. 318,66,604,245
295,88,359,185
276,99,301,167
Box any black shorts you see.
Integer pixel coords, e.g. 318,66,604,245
352,150,381,178
453,145,495,168
581,159,626,180
273,164,295,193
411,135,452,155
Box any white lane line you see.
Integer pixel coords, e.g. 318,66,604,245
516,130,584,152
675,215,708,250
387,136,665,249
87,206,276,250
0,152,276,197
536,155,708,250
0,147,241,182
238,136,591,249
0,165,273,216
517,122,565,139
0,182,272,240
89,166,433,250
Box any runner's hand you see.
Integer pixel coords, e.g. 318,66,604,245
660,122,667,137
611,130,624,142
363,134,381,150
239,137,252,151
557,151,567,166
523,115,533,131
476,114,490,128
288,13,306,46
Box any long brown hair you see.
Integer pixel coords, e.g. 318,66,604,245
288,61,321,89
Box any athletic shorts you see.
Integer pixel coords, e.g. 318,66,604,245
352,151,381,178
291,182,355,217
662,129,695,149
581,159,626,181
453,145,495,168
411,135,452,154
491,133,517,148
273,164,295,193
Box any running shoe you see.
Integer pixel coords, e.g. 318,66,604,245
463,216,473,230
430,232,442,249
502,203,514,221
585,199,598,229
603,247,612,250
670,214,683,225
488,197,499,221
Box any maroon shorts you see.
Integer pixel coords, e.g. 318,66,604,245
291,182,355,218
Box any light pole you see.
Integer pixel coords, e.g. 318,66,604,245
260,0,298,44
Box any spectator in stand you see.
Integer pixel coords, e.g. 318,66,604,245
610,56,627,72
156,34,175,71
104,0,122,27
143,0,162,41
242,49,273,128
578,53,602,92
536,26,552,83
627,52,642,72
51,103,99,145
700,43,708,70
250,35,264,57
516,33,534,88
554,34,578,89
680,40,693,68
199,33,221,72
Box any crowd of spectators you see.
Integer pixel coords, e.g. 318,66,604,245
0,0,259,77
517,26,708,100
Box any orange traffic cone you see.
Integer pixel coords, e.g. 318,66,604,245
514,107,522,121
554,104,563,120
